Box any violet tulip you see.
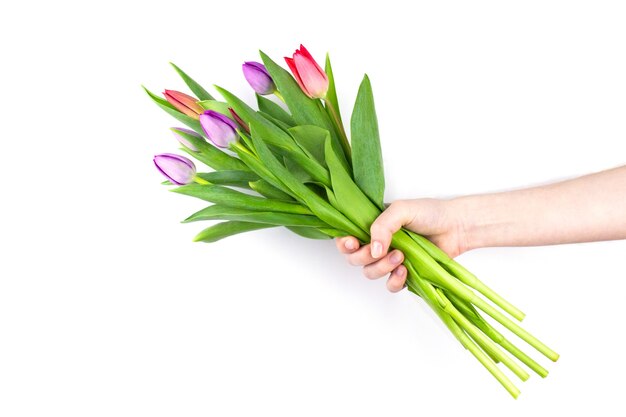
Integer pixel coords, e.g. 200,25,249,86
153,153,196,185
199,110,238,148
284,45,329,99
163,90,203,119
171,127,202,152
242,61,276,95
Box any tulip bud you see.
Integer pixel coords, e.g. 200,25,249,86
163,90,203,119
153,153,197,185
199,110,238,148
242,61,276,95
284,45,329,99
171,127,202,152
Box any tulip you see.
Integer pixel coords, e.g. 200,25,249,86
284,45,329,99
163,90,203,119
171,127,203,152
199,110,239,148
153,153,196,185
242,61,276,95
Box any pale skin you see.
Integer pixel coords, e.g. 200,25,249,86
336,166,626,293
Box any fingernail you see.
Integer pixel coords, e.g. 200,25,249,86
345,239,356,250
396,265,406,277
371,241,383,258
390,251,402,264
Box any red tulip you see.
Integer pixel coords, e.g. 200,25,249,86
285,45,329,99
163,90,203,119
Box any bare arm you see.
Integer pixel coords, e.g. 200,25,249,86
459,165,626,250
336,166,626,292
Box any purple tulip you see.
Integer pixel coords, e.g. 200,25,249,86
199,110,238,148
153,153,196,185
171,127,202,152
242,61,276,95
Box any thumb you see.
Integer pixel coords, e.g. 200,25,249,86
369,200,415,259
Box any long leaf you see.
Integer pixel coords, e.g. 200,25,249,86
324,136,380,232
351,75,385,209
196,170,259,187
287,226,333,240
170,62,215,100
256,94,295,126
249,180,294,201
324,54,342,125
193,221,274,243
288,125,327,164
184,205,328,227
143,86,203,134
197,100,231,115
173,183,312,215
248,125,367,240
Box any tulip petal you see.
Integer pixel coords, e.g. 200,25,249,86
199,110,238,148
293,53,328,99
242,61,276,95
154,153,196,185
284,57,309,96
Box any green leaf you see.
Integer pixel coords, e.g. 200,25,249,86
196,170,259,187
288,125,328,164
184,205,328,227
230,142,292,195
170,62,215,101
350,75,385,209
193,221,274,243
256,94,296,126
173,128,249,171
324,136,381,233
249,180,294,201
324,54,342,124
143,86,203,134
173,183,312,215
250,122,330,187
197,100,231,115
214,86,296,151
258,112,292,131
286,226,333,240
260,51,350,168
248,125,367,240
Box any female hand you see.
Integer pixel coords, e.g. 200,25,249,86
335,198,467,292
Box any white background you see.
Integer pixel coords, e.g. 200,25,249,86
1,0,625,415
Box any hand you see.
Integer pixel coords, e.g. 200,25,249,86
335,198,468,292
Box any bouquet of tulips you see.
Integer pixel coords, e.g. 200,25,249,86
146,45,559,398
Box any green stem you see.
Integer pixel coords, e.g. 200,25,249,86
324,98,352,160
274,90,285,102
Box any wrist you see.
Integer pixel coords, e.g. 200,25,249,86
447,195,489,253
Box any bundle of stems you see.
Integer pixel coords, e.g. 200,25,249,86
146,47,559,398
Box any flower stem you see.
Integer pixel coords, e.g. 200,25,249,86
324,98,352,160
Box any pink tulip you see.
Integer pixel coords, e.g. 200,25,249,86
284,45,329,99
163,90,203,119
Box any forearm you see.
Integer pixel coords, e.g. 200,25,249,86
455,166,626,250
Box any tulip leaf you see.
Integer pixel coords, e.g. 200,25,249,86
230,142,292,196
170,62,215,101
249,180,294,201
215,86,296,152
258,112,292,131
143,86,203,134
256,94,296,126
172,184,312,215
350,75,385,210
324,54,342,125
197,100,231,116
193,221,274,243
259,51,350,169
288,125,328,164
184,205,328,227
248,123,367,240
196,170,259,188
287,226,333,240
284,155,313,183
173,128,249,172
324,136,381,233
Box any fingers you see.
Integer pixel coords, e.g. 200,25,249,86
362,250,404,279
386,265,407,293
335,236,360,254
369,200,415,259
